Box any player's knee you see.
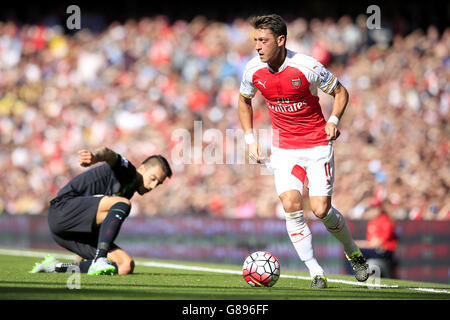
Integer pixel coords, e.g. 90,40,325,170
110,199,131,218
280,193,302,212
118,258,135,275
311,202,331,219
114,197,131,208
281,200,302,212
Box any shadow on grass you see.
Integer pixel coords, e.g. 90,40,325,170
1,279,278,291
0,284,307,300
2,283,445,300
0,285,196,299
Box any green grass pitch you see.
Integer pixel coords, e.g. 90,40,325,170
0,248,448,300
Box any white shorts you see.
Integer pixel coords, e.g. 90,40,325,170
269,144,334,197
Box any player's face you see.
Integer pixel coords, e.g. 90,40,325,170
136,164,166,195
253,28,285,65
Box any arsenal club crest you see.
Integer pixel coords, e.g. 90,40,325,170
291,77,302,88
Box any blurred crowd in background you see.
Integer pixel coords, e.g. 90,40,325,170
0,14,448,221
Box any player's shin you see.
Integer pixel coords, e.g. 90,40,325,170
320,206,358,257
94,202,131,261
285,210,324,277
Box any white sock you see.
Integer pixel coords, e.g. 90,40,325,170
285,210,324,278
320,206,358,257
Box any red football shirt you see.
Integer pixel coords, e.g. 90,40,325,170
366,212,398,252
240,49,339,149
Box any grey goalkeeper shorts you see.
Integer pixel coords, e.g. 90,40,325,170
48,195,118,260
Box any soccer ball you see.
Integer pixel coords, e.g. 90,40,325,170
242,251,280,287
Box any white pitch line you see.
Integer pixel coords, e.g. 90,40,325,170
0,248,75,260
137,260,450,294
1,248,449,295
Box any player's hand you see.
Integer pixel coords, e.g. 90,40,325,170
248,142,262,163
325,122,341,141
77,149,97,167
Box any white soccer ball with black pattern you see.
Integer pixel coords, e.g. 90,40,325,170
242,251,280,287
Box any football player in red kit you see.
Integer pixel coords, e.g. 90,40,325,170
238,14,369,288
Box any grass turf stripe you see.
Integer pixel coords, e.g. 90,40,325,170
0,247,448,295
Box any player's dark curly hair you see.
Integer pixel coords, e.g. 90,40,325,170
250,14,287,38
142,155,173,178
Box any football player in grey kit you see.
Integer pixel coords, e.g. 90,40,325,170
30,146,172,275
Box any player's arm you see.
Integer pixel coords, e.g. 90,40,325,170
325,82,349,141
238,93,261,162
77,146,118,168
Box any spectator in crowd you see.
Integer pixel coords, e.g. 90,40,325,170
0,16,448,220
354,198,398,278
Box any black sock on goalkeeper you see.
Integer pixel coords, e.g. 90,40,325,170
55,261,91,273
94,201,131,261
55,260,118,273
